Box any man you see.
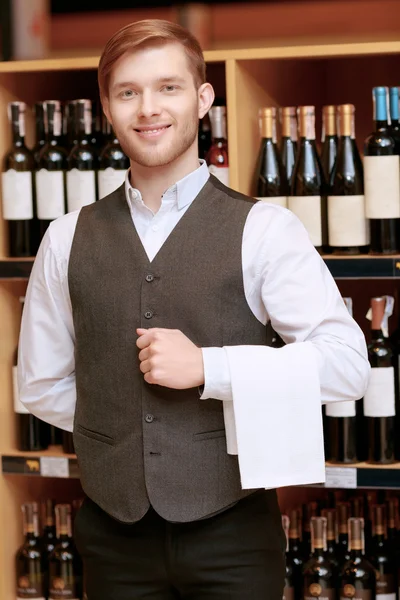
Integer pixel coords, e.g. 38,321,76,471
18,18,369,600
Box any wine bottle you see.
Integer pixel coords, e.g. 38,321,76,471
325,297,358,463
364,86,400,254
339,517,376,600
328,104,369,255
337,502,351,567
32,102,47,165
385,498,399,545
198,113,212,160
303,516,337,600
282,515,296,600
280,106,298,189
16,502,46,600
302,501,320,558
41,499,57,595
206,106,229,186
90,99,104,152
287,508,305,600
64,101,78,151
321,105,338,185
49,504,82,600
62,431,75,454
98,120,129,199
369,505,397,600
364,296,396,464
66,98,98,212
255,107,288,207
1,101,37,257
322,508,339,568
35,100,68,239
388,87,400,154
289,106,328,252
13,297,49,451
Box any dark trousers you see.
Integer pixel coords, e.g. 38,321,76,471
74,490,286,599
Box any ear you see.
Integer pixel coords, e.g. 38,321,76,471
198,83,215,120
102,96,112,126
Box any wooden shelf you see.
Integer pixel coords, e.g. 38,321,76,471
2,448,79,479
323,463,400,490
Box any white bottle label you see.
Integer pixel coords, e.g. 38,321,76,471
376,595,396,600
364,155,400,219
36,169,66,220
98,167,127,199
326,400,356,418
363,367,396,417
208,165,230,186
256,196,287,208
1,170,33,220
287,195,322,246
13,365,29,414
328,195,369,246
67,169,96,212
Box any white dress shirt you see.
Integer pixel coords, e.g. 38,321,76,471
18,159,370,489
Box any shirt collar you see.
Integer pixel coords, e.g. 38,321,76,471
124,159,210,212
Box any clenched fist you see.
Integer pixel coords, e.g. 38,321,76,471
136,328,205,389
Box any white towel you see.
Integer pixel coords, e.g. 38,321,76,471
223,342,326,489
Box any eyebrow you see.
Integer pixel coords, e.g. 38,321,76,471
112,76,187,91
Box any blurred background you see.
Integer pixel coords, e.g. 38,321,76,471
3,0,400,61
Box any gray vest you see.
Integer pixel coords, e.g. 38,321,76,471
69,175,270,524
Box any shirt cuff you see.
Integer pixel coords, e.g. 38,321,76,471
199,347,233,401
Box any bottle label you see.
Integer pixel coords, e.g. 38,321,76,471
1,170,33,220
66,169,96,212
340,585,372,600
326,400,356,417
363,366,396,417
208,165,230,186
13,365,29,414
287,196,322,246
256,196,287,208
36,170,66,220
283,586,295,600
17,573,45,598
49,577,79,599
98,167,127,199
364,155,400,218
304,584,335,599
328,195,369,246
376,573,396,598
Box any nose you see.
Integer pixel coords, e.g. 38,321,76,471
138,89,161,119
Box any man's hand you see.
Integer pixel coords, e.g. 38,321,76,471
136,328,205,389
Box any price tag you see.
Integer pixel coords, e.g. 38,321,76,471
325,466,357,489
40,457,69,478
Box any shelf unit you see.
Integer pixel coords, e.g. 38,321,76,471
2,37,400,600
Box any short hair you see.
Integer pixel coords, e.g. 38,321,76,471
98,19,206,100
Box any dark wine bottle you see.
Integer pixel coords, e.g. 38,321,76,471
1,101,37,257
32,102,47,165
16,502,46,600
255,106,288,207
388,86,400,154
321,105,338,185
206,106,229,186
322,508,340,568
369,505,397,600
302,501,320,558
337,502,351,567
66,98,98,212
287,508,305,600
198,113,212,160
62,431,75,454
90,99,104,151
280,106,298,189
385,498,399,546
303,516,337,600
289,105,328,253
364,296,396,464
49,504,82,600
41,499,57,596
36,100,68,239
364,86,400,254
282,515,296,600
98,120,129,199
325,297,358,463
63,101,78,151
13,296,49,451
339,517,376,600
328,104,369,255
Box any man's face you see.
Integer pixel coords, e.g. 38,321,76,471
106,43,204,168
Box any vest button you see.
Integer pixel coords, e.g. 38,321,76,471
145,274,154,283
145,414,154,423
144,310,154,319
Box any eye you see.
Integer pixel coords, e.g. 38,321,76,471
120,89,135,99
162,85,178,92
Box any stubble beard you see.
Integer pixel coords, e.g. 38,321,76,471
116,110,199,168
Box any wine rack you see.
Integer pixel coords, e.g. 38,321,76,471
2,36,400,600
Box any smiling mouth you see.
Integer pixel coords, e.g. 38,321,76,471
134,125,171,135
